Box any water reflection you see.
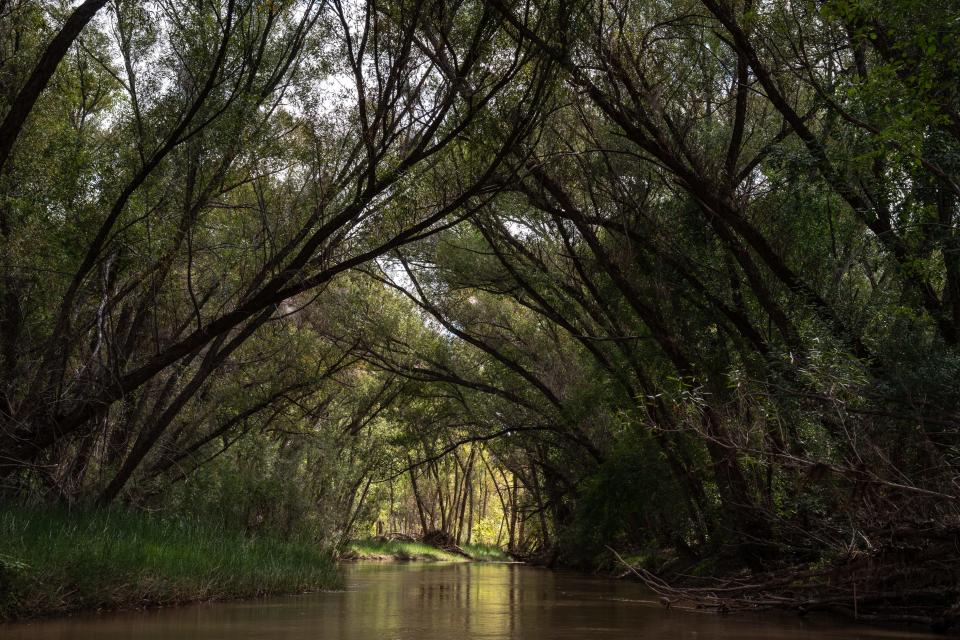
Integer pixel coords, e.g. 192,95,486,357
2,562,941,639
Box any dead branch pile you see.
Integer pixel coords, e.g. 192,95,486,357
609,524,960,632
422,530,472,558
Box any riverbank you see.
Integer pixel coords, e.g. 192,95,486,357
343,537,509,562
0,506,341,622
599,544,960,634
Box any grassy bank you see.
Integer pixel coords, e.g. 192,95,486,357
344,538,465,561
461,543,510,562
0,506,342,621
344,538,510,562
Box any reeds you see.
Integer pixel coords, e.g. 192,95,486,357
0,506,342,621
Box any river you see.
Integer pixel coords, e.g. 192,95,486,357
2,562,942,639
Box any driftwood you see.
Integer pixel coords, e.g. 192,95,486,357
422,530,473,558
607,525,960,633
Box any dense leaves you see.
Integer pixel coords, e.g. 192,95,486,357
1,0,959,628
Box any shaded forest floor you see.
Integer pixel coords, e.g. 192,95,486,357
0,507,342,622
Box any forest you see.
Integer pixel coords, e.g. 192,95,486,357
1,0,959,632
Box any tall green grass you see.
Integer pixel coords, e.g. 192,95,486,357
0,506,342,621
344,538,466,561
461,543,510,562
344,538,510,562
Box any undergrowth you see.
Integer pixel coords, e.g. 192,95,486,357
0,505,341,621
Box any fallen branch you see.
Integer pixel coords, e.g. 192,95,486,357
606,541,960,632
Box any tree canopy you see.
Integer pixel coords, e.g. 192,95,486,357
2,0,960,627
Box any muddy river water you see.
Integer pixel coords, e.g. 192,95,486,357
2,562,942,639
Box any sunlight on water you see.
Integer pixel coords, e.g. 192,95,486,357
2,563,942,640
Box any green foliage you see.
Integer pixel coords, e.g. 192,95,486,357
0,506,341,621
344,539,465,562
560,435,694,567
2,0,960,624
460,543,510,562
